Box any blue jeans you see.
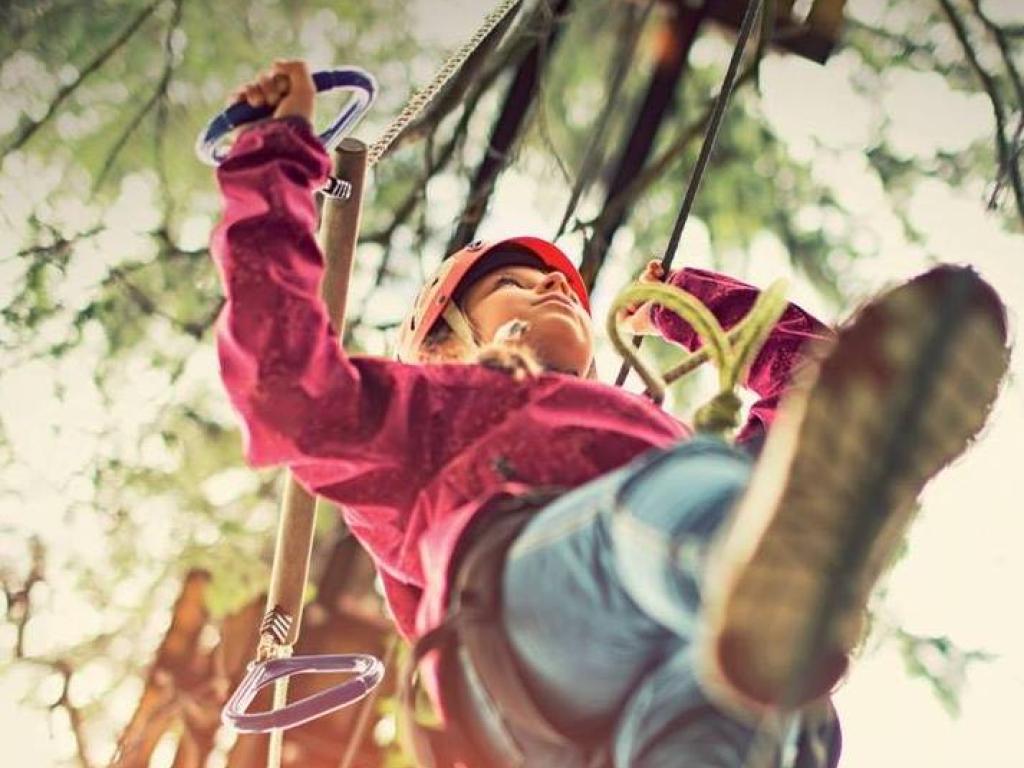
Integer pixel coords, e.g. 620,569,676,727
501,436,776,768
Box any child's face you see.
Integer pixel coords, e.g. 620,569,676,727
460,264,594,376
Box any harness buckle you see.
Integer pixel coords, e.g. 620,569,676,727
322,175,353,201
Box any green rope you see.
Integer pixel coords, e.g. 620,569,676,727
607,277,789,440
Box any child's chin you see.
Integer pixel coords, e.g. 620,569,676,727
534,339,592,376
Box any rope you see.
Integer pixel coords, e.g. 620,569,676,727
606,277,787,439
265,645,294,768
614,0,765,387
366,0,524,168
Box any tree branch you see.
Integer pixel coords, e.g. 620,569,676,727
584,59,759,247
967,0,1024,214
937,0,1024,224
4,224,104,265
843,16,935,56
969,1,1024,107
532,0,581,190
51,662,95,768
554,0,655,240
448,0,574,251
2,536,44,659
92,0,184,194
0,0,163,163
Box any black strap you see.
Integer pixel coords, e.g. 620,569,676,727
399,493,573,768
398,621,463,768
452,512,570,744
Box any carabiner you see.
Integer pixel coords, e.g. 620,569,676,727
195,67,377,167
222,652,385,733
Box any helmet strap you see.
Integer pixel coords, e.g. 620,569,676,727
442,302,481,351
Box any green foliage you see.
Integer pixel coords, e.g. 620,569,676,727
895,629,996,718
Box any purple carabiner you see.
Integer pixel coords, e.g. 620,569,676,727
195,67,377,166
222,653,385,733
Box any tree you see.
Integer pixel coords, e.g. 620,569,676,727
1,1,1021,765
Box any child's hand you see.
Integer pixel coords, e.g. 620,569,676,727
618,259,665,336
230,59,316,124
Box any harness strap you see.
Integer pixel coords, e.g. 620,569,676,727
400,493,578,768
399,620,468,768
450,511,570,744
401,487,842,768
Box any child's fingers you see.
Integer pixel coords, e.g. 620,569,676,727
268,59,316,122
227,60,314,121
271,73,290,95
257,72,283,106
243,82,265,107
622,260,662,311
641,259,665,282
272,59,308,76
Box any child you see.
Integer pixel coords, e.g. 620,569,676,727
212,61,1009,767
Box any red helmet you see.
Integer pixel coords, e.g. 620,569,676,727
396,236,591,362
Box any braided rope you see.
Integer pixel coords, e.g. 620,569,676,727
366,0,523,168
606,278,788,438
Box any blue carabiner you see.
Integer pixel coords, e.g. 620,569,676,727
195,67,377,166
222,653,385,733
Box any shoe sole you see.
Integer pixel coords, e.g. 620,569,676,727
696,266,1009,716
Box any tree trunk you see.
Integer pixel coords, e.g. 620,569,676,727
113,534,395,768
448,0,574,253
112,571,214,768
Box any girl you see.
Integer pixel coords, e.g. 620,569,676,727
212,61,1009,767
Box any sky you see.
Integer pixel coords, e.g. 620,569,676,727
2,0,1023,766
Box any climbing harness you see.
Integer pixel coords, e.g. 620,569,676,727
399,490,575,768
399,492,842,768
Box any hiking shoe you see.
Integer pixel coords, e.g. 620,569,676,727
696,265,1010,715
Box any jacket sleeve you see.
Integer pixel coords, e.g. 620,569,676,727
651,267,834,445
209,118,456,500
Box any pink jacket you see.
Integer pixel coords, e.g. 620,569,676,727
211,119,832,641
